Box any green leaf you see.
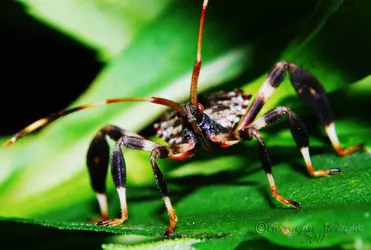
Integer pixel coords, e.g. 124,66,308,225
102,238,201,250
2,0,371,249
2,153,371,249
19,0,173,59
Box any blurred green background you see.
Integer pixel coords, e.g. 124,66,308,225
0,1,102,135
1,0,371,249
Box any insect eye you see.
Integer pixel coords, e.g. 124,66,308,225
193,103,204,113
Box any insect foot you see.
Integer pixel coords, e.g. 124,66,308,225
98,218,127,226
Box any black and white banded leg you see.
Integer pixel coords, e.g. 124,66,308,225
209,105,345,208
237,61,364,156
87,125,136,223
249,106,341,177
86,125,196,238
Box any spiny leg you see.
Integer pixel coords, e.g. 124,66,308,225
249,106,341,177
236,61,364,156
97,133,195,238
87,125,131,222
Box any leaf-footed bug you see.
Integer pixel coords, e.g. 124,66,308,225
4,0,365,239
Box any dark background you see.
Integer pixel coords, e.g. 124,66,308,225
0,1,103,136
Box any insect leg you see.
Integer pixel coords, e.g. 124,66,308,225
237,61,364,156
96,132,195,238
287,63,364,156
137,140,196,238
150,146,184,239
249,106,341,177
211,128,300,209
237,62,288,129
87,125,131,221
251,129,301,209
150,142,196,238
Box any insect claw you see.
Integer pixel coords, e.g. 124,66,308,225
164,232,170,240
97,218,126,226
289,200,301,210
274,193,301,209
97,220,110,226
329,168,342,174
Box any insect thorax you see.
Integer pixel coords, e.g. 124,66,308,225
154,89,252,145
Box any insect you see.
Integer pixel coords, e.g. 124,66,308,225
4,0,365,239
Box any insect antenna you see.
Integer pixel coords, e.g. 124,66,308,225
190,0,208,104
3,97,184,147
